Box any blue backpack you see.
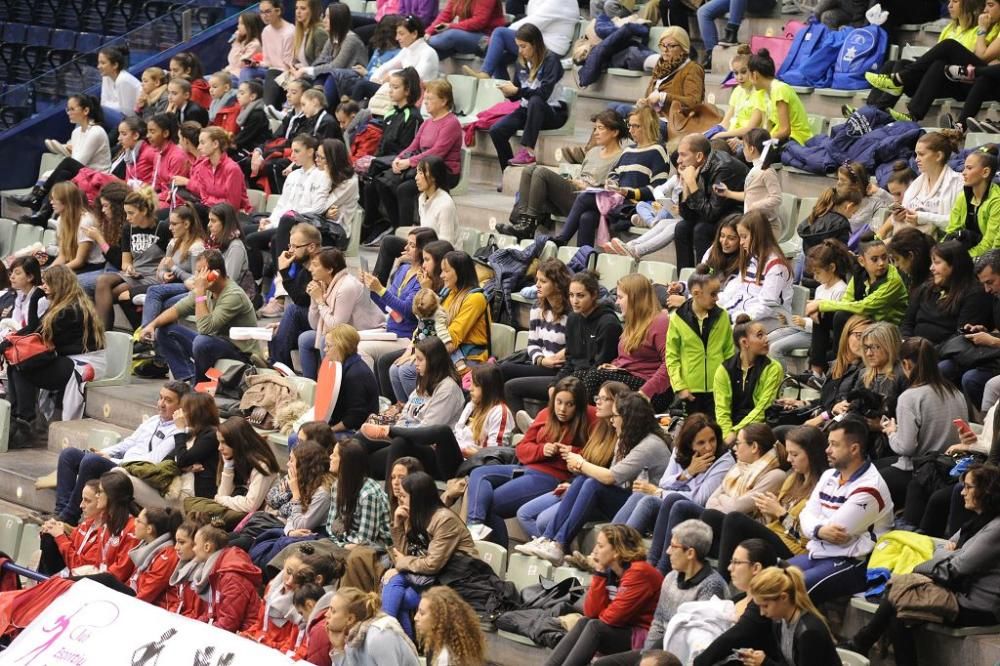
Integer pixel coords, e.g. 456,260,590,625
831,24,889,89
777,18,846,88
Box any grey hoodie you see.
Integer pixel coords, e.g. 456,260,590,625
914,514,1000,614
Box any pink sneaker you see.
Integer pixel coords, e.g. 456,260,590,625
508,148,536,166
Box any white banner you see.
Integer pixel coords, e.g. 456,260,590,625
0,578,295,666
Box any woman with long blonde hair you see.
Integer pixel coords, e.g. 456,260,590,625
49,182,105,274
517,380,630,540
291,0,328,70
740,566,839,666
414,586,486,665
580,273,671,410
6,265,105,444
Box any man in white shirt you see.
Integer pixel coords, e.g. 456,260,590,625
50,381,189,525
791,416,893,603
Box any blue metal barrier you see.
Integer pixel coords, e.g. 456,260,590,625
2,561,49,583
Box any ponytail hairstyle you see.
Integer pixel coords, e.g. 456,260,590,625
738,538,778,568
886,160,916,194
334,587,381,625
148,112,179,143
687,262,723,293
967,143,999,185
569,269,600,302
170,51,204,80
292,542,346,585
124,186,159,222
389,66,423,107
743,127,780,170
805,238,854,283
143,507,183,539
899,336,961,401
200,126,232,153
732,313,765,352
917,130,962,166
749,566,831,635
703,216,741,282
807,186,862,225
68,93,103,125
747,48,776,79
737,210,790,283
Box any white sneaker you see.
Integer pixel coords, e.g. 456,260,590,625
513,536,545,556
132,294,146,306
533,539,565,565
515,410,533,434
265,104,287,121
468,524,493,541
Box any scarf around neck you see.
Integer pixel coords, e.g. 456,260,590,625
129,532,173,572
237,98,265,128
651,54,689,85
722,447,780,499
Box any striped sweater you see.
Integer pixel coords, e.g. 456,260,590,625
527,306,568,364
610,144,670,201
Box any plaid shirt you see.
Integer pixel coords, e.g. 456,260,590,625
327,477,391,550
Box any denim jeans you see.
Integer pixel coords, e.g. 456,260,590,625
269,302,311,367
612,491,664,534
78,265,118,297
697,0,775,51
297,329,324,380
428,28,486,60
56,447,116,524
517,491,562,538
767,327,811,371
155,324,248,382
648,493,704,574
389,360,419,404
541,475,632,548
481,27,518,79
141,283,190,327
466,464,559,546
381,573,422,638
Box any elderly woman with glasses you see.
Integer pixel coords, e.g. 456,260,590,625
607,27,704,125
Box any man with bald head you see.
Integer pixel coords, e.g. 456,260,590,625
674,134,748,268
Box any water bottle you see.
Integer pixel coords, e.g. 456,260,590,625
637,466,649,484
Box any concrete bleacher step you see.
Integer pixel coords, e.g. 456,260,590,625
47,418,132,454
83,380,166,431
485,630,552,664
0,448,58,513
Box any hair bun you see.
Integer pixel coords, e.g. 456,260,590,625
734,313,752,325
755,47,770,58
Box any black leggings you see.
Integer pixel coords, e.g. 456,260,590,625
374,235,406,287
503,375,553,415
704,509,795,580
544,617,633,666
8,355,76,422
383,424,466,481
960,62,1000,122
895,40,981,121
809,310,852,370
39,533,67,575
244,212,298,280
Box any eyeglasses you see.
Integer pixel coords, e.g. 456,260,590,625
863,344,883,353
660,42,682,50
627,123,641,129
667,542,691,551
289,242,313,250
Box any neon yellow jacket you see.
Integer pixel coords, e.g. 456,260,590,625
868,529,937,576
817,264,908,325
945,182,1000,258
713,355,783,439
665,301,735,394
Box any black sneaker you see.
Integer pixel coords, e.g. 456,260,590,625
937,112,955,129
981,118,1000,134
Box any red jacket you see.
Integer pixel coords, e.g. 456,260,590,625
584,561,663,629
191,78,212,109
291,603,332,665
186,154,252,212
73,141,157,203
128,541,179,609
243,581,299,652
54,516,102,572
199,547,264,633
515,406,598,482
0,577,73,638
428,0,506,36
143,141,191,206
170,559,206,620
96,517,139,582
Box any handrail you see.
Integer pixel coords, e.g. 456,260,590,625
2,561,50,583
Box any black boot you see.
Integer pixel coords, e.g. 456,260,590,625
701,51,713,72
719,24,739,46
10,185,45,209
20,201,52,227
496,213,538,240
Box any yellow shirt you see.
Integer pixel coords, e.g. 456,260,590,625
938,21,996,51
767,79,814,146
441,288,489,363
727,85,768,132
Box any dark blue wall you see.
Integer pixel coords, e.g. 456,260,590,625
0,9,249,190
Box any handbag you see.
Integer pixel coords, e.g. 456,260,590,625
2,332,55,371
938,333,1000,368
666,101,723,151
749,21,807,72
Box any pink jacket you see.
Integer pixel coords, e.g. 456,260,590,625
186,154,251,212
144,142,191,206
307,269,386,348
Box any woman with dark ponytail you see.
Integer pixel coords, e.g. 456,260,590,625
746,49,812,146
945,144,1000,257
